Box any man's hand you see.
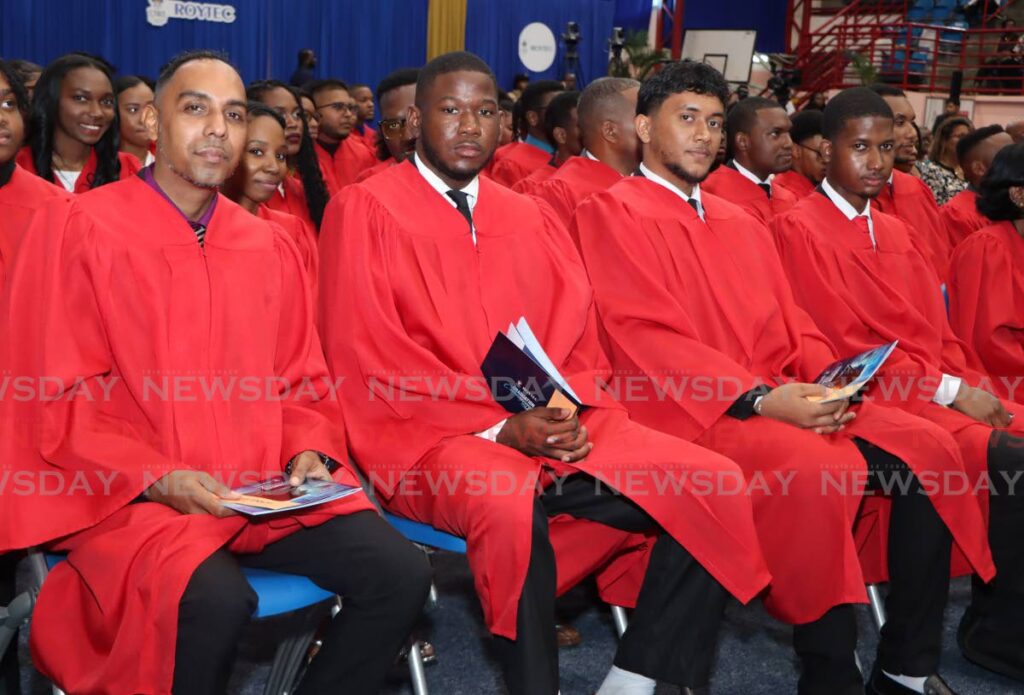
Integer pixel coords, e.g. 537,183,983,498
496,408,593,462
952,383,1012,428
287,450,334,486
145,470,241,517
758,383,855,434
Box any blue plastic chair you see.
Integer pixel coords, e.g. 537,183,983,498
32,552,336,695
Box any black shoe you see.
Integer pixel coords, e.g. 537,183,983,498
680,688,709,695
958,606,1024,682
867,664,957,695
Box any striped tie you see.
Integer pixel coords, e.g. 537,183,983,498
190,222,206,246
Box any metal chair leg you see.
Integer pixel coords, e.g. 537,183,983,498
610,604,629,638
407,638,429,695
264,626,317,695
867,583,887,631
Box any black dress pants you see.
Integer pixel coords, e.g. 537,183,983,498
173,510,432,695
792,439,952,695
0,552,20,695
490,474,729,695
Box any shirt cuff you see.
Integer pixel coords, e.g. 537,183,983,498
933,374,963,406
726,385,772,420
476,419,508,442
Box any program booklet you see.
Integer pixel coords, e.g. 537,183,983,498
222,475,362,517
480,316,584,416
808,340,899,404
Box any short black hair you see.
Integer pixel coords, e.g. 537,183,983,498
156,49,233,96
544,90,579,144
376,68,419,102
790,109,823,145
957,124,1005,164
519,80,565,114
0,59,31,125
114,74,155,95
298,49,314,63
725,96,784,149
977,143,1024,221
350,83,371,93
946,97,960,106
636,60,729,117
498,89,514,113
577,77,639,134
246,100,286,130
415,51,496,108
308,78,350,102
868,83,906,98
822,87,893,141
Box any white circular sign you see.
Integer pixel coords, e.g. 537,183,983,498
518,22,557,73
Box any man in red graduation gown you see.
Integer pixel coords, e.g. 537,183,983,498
868,84,955,280
350,83,379,153
318,51,771,695
354,68,419,184
489,79,564,187
511,90,581,196
0,56,69,695
942,124,1014,247
574,62,989,695
948,143,1024,403
310,79,377,195
773,86,1024,686
531,77,640,227
773,109,825,201
702,96,799,223
0,50,431,695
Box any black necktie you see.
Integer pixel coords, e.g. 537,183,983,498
446,189,473,231
758,182,772,199
686,198,701,215
190,222,206,246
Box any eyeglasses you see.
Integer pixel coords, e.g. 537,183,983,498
317,102,359,114
378,117,407,138
797,143,824,160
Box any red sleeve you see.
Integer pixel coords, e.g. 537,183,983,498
534,178,578,231
948,232,1024,393
118,152,142,178
490,157,529,188
270,224,345,466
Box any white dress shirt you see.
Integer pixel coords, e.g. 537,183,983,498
638,163,705,221
412,152,481,244
733,159,774,189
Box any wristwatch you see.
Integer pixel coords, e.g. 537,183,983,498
285,452,339,476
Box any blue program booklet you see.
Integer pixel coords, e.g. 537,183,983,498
810,340,899,404
222,475,362,517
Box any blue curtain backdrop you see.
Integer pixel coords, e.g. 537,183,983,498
0,0,427,92
466,0,617,92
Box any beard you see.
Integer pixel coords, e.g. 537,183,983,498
665,160,710,186
419,137,489,184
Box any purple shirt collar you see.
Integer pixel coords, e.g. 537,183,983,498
141,164,217,228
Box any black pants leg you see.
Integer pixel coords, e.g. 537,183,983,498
174,511,431,695
0,553,20,695
971,430,1024,635
792,440,952,692
543,475,728,688
857,440,952,677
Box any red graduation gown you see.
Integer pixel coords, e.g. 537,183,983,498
773,192,1019,577
0,165,68,292
941,188,992,248
314,137,377,196
0,176,373,694
573,178,991,622
511,161,557,195
532,155,623,228
317,160,771,639
15,147,141,194
948,221,1024,403
354,158,395,184
256,205,319,303
874,169,954,280
702,164,799,224
772,170,816,202
264,173,316,230
488,140,552,187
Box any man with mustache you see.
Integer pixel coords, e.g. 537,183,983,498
0,49,430,695
573,63,989,695
309,78,376,194
702,95,799,223
318,50,772,695
773,86,1024,690
355,68,419,183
